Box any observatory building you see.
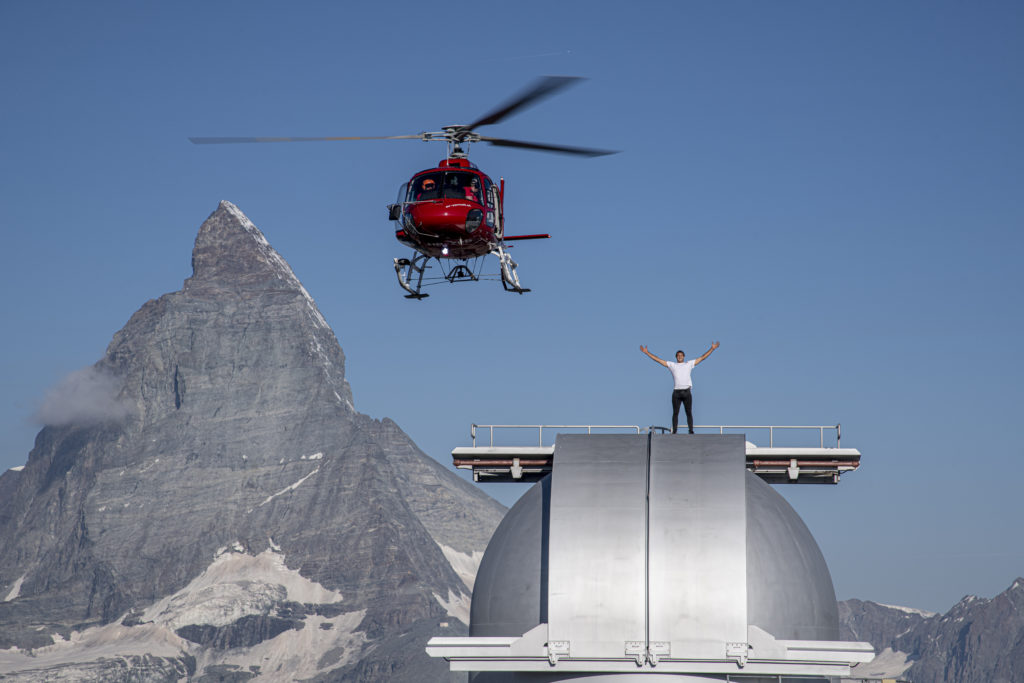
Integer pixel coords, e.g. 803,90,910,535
428,429,874,682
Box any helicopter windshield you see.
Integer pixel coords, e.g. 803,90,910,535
410,172,482,203
411,173,441,201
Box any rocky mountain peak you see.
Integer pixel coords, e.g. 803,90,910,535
187,200,306,295
840,578,1024,683
0,202,506,681
103,201,351,425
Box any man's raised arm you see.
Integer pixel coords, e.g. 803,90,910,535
693,341,720,366
640,345,669,368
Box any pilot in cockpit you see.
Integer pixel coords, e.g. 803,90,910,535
465,176,481,203
416,177,437,200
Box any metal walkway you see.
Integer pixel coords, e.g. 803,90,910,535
451,423,860,484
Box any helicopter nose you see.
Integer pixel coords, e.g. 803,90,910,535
409,202,476,236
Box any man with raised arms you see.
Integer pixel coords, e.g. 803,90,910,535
640,341,720,434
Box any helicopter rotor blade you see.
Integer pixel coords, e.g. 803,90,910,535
478,136,617,157
463,76,584,132
189,135,422,144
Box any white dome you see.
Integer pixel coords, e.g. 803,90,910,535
452,431,860,683
469,472,838,682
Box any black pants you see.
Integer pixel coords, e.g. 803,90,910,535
671,388,694,434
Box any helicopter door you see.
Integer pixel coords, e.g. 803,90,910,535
487,183,502,238
388,183,408,221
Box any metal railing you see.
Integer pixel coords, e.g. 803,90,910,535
471,424,643,448
697,424,841,448
470,423,841,448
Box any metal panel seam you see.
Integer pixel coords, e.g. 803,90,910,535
645,429,652,656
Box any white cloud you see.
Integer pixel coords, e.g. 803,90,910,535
35,366,134,426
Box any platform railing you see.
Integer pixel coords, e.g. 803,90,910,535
469,423,841,448
470,424,643,448
700,424,841,448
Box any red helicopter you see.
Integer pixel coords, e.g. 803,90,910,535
191,76,614,298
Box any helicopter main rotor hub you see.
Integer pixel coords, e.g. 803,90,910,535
441,126,480,158
416,128,482,158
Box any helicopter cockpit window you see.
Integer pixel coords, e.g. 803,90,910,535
412,173,442,201
483,177,495,210
443,172,483,203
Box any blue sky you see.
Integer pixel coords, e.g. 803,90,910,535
2,1,1022,615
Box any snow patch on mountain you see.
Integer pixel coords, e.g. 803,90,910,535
0,546,361,677
877,602,938,618
439,544,484,591
2,575,26,603
433,589,471,626
258,466,320,508
142,546,343,628
849,647,913,680
193,609,367,680
0,621,187,673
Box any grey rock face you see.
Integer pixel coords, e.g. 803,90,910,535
839,598,936,655
839,578,1024,683
0,201,505,680
900,579,1024,683
0,654,195,682
175,614,305,649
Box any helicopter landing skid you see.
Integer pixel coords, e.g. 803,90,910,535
394,254,430,299
495,243,531,295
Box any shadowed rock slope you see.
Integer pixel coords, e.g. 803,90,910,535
839,577,1024,683
0,201,505,681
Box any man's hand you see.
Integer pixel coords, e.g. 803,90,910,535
641,345,668,367
695,341,720,366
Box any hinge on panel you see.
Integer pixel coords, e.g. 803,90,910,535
625,641,670,667
625,641,645,667
548,640,569,665
511,457,523,479
726,641,749,667
647,641,670,666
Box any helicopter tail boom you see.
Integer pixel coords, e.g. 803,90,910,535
503,233,551,241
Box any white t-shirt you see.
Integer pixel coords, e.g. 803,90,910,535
666,360,696,390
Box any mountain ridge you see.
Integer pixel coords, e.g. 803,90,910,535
0,201,504,681
839,576,1024,682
